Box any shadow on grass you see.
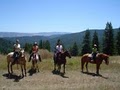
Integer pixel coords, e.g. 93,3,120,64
81,71,108,79
28,68,37,76
2,73,23,82
52,70,69,78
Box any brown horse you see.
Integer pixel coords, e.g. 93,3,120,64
30,53,41,72
81,53,109,75
53,51,71,74
7,49,27,77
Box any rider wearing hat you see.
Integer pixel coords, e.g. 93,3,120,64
29,42,41,62
12,39,21,64
55,39,63,59
91,44,98,62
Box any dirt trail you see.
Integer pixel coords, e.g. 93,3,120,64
0,69,120,90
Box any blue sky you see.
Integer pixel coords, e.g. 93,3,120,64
0,0,120,33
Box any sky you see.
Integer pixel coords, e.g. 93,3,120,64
0,0,120,33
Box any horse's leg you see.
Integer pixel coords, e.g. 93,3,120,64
85,62,88,73
53,57,56,71
7,62,10,74
58,65,61,74
36,61,39,72
54,60,57,71
54,63,56,71
81,60,85,72
63,64,65,74
24,64,27,77
32,61,35,70
20,65,24,77
96,64,100,75
10,63,13,74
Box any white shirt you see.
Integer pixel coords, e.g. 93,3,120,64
56,45,63,53
14,43,21,52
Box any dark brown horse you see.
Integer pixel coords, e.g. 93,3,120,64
81,53,109,75
53,51,71,74
7,49,27,77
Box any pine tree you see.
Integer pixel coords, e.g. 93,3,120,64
39,40,43,49
92,31,99,51
45,40,51,51
71,42,79,56
116,28,120,55
81,30,91,55
42,41,46,49
24,43,32,54
103,22,114,55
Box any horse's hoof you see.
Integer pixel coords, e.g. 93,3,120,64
81,71,84,73
63,72,65,74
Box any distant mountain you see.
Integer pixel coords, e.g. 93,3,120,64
0,32,70,37
2,28,120,52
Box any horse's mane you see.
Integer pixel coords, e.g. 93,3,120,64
98,53,109,57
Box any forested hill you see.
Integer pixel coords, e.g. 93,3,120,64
1,28,120,54
49,29,104,49
0,38,13,54
3,29,105,50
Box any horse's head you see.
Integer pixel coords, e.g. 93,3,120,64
20,49,25,57
101,53,109,65
64,50,71,58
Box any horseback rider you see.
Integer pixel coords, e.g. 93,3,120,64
12,39,21,64
29,42,41,62
55,39,63,59
91,44,98,62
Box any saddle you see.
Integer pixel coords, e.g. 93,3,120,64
31,53,39,60
56,52,62,60
88,53,99,62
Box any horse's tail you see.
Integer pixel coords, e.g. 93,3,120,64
81,56,84,72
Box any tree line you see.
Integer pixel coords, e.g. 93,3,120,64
0,22,120,56
73,22,120,56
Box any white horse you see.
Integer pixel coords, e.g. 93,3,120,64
30,53,41,72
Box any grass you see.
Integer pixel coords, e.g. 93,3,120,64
0,54,120,71
0,53,120,90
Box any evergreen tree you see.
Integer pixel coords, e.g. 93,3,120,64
0,38,13,54
116,28,120,55
81,30,91,55
71,42,79,56
24,43,32,54
39,40,43,49
103,22,114,55
45,40,51,51
92,31,99,51
42,41,46,49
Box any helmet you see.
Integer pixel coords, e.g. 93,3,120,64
34,42,37,45
16,39,19,43
94,44,97,47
